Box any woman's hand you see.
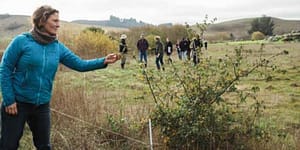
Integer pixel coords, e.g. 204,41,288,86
104,53,120,64
5,102,18,115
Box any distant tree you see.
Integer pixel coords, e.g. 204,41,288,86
248,15,274,36
107,15,147,28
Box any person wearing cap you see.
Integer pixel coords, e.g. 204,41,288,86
136,33,149,68
0,5,119,149
119,34,128,69
155,36,165,71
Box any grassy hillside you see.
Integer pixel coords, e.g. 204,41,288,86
1,14,300,44
0,14,128,39
206,18,253,40
205,17,300,40
0,14,32,39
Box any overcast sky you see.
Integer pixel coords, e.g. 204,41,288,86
1,0,300,25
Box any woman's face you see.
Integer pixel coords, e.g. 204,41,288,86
43,12,60,35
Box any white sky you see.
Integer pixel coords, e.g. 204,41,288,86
0,0,300,25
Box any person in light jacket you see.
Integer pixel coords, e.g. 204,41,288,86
0,5,119,150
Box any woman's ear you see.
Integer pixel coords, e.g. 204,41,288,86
38,13,48,28
38,20,45,28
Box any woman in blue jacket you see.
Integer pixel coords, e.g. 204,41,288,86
0,5,119,150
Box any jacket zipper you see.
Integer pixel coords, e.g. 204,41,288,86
37,46,46,104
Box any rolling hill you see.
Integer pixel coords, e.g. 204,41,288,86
0,14,129,39
0,14,32,39
205,17,300,40
1,14,300,41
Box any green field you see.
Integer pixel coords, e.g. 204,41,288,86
1,41,299,149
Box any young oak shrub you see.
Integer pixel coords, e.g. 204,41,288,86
251,31,265,41
59,27,118,59
73,30,118,58
143,46,288,149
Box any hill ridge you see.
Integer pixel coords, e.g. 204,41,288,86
1,14,300,39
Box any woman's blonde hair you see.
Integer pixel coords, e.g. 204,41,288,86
31,5,59,28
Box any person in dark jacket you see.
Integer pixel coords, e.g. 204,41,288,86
155,36,164,70
119,34,128,69
204,39,208,50
186,38,191,60
0,5,119,150
175,40,181,60
179,38,188,61
136,33,149,68
165,37,173,64
191,34,202,65
194,34,202,48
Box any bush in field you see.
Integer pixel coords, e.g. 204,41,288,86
60,29,118,58
144,19,287,149
252,31,265,41
159,24,188,43
144,17,289,149
75,30,118,57
144,47,288,149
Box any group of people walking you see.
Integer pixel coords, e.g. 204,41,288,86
175,34,208,65
119,33,208,70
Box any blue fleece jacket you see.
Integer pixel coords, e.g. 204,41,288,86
0,33,107,106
